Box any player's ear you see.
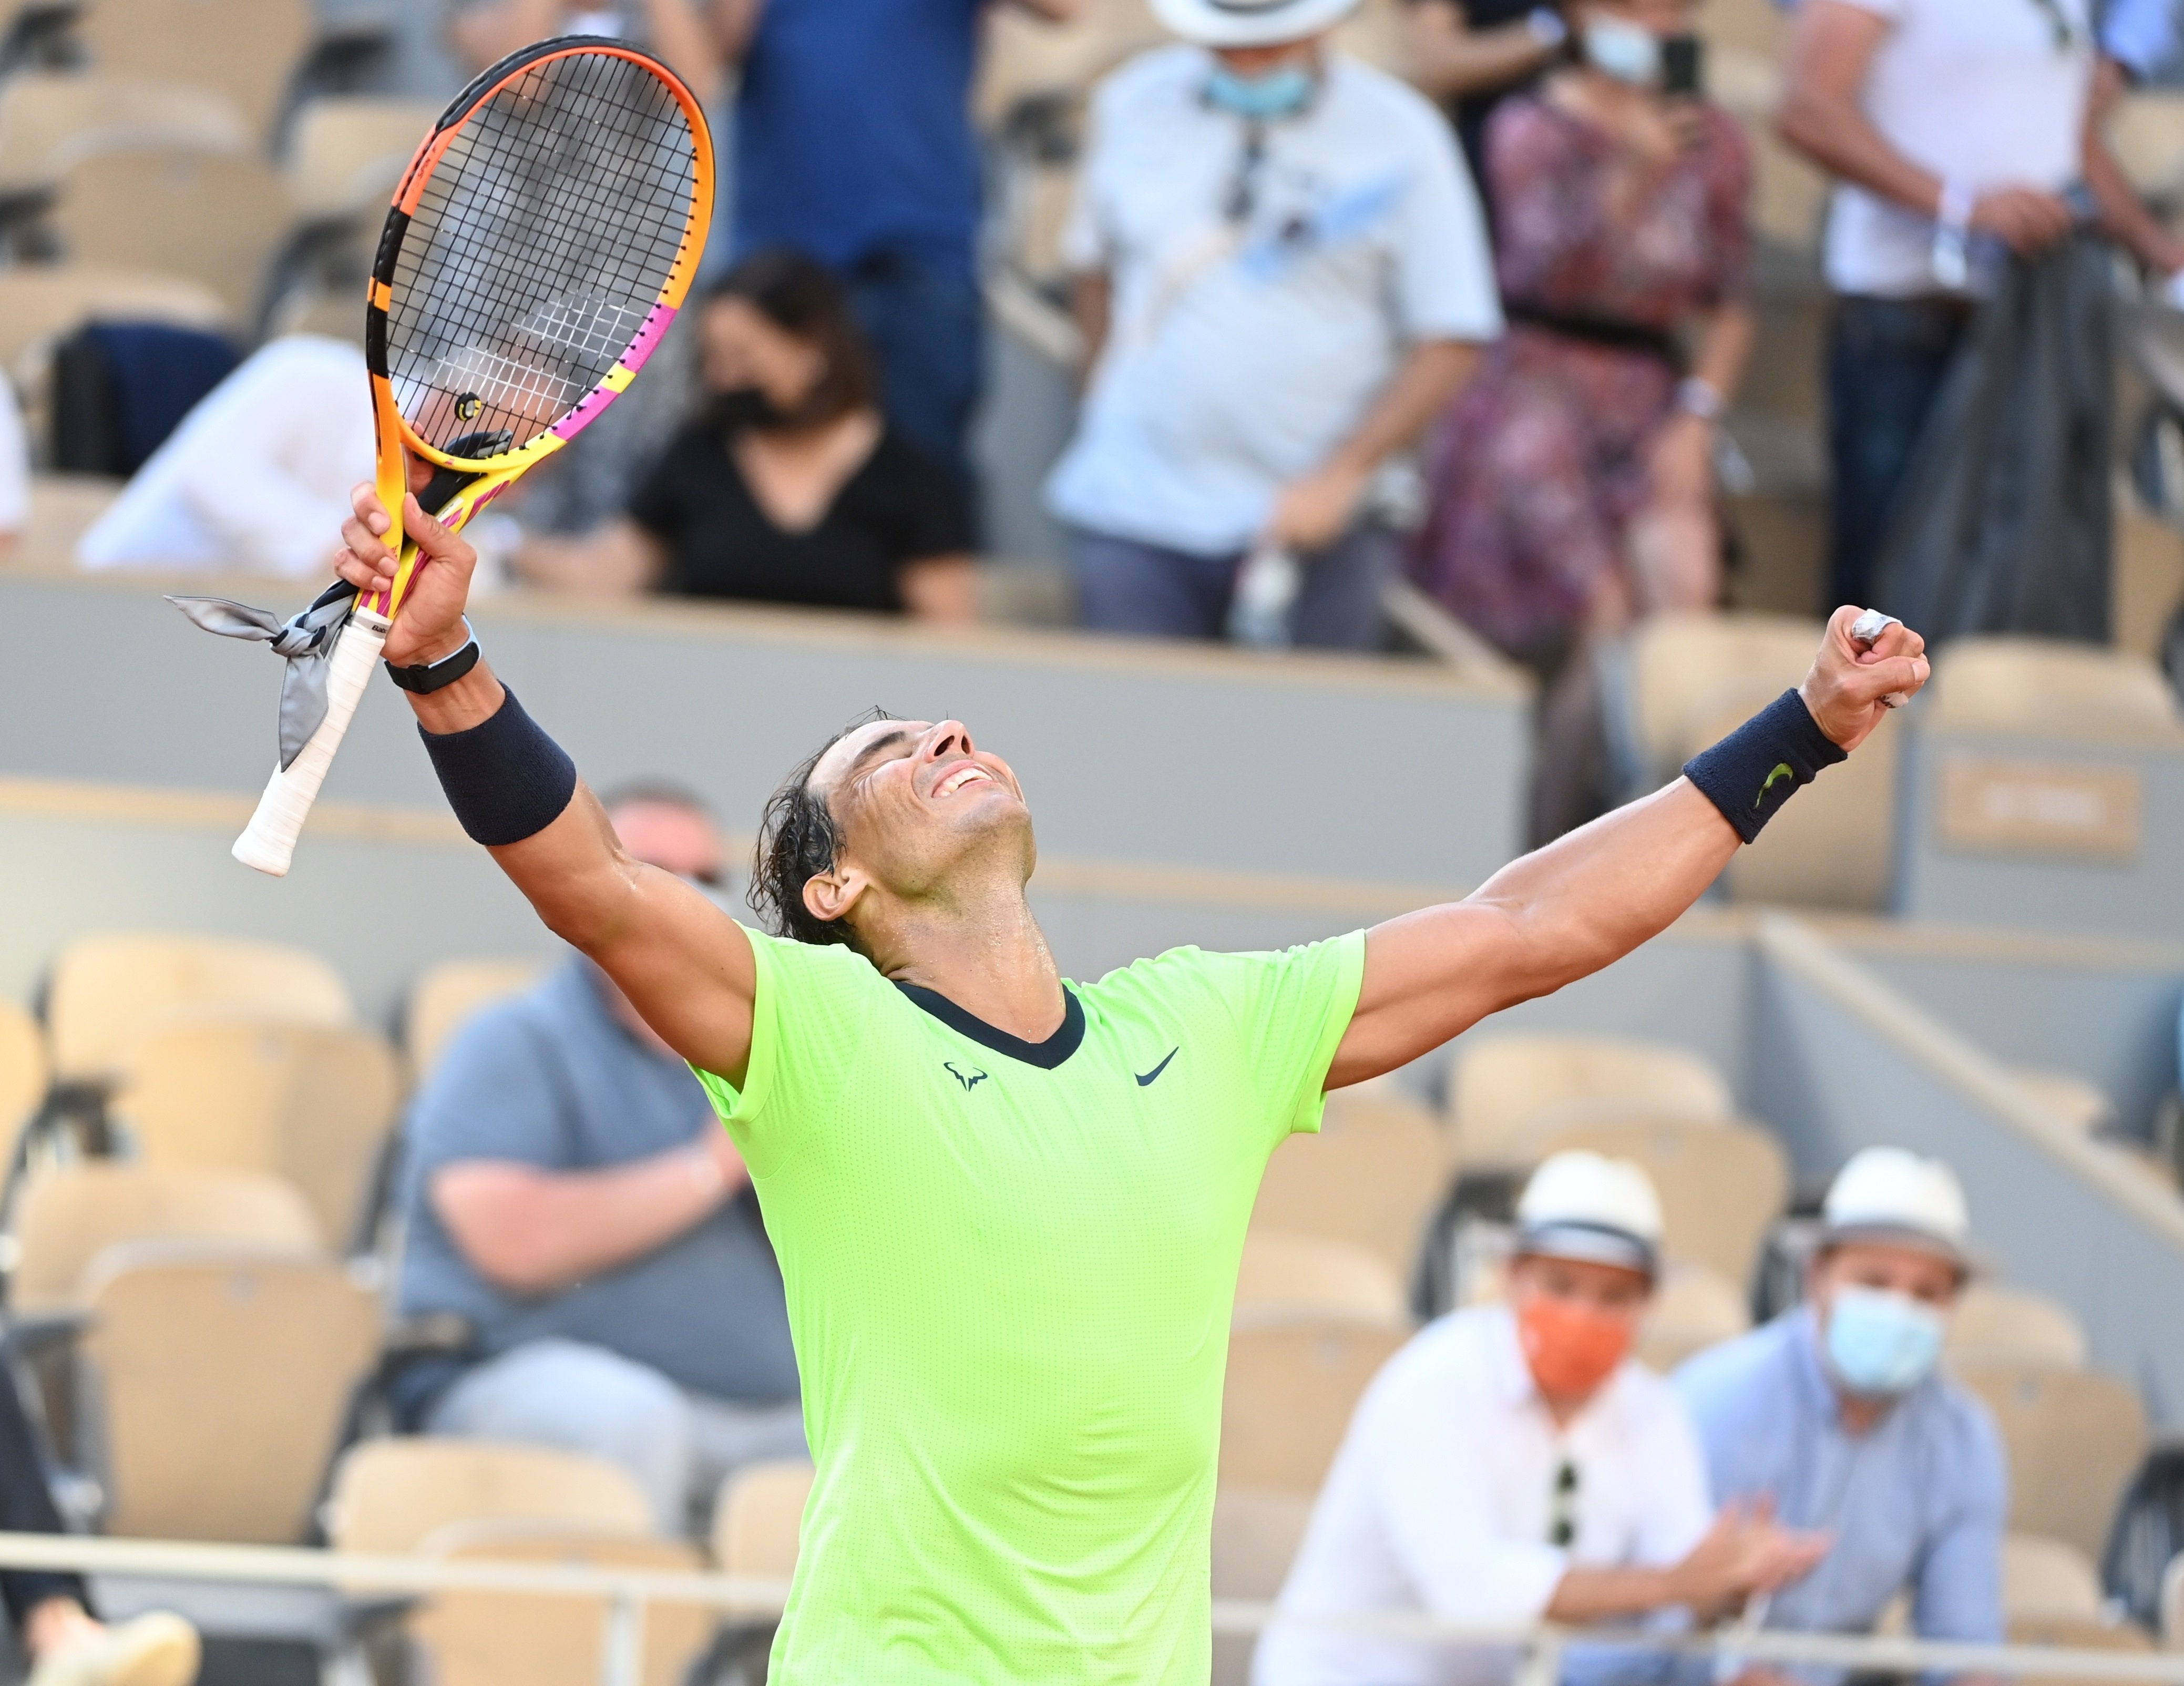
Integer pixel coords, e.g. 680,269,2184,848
802,865,863,926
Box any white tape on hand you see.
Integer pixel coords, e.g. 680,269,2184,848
1847,610,1909,709
231,609,390,876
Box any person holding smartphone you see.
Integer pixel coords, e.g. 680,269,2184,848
1408,0,1754,846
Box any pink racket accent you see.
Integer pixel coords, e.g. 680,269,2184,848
621,302,677,373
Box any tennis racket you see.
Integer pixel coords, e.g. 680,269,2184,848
230,36,713,875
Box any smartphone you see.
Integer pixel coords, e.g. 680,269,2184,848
1661,34,1704,98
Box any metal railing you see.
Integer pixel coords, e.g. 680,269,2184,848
0,1531,2179,1686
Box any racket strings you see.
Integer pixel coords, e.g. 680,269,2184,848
385,47,696,456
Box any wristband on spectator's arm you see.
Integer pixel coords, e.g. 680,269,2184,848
419,686,578,847
1681,689,1846,844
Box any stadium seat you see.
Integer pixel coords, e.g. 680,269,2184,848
114,1019,402,1249
1233,1232,1408,1330
44,931,350,1084
1636,1263,1751,1373
325,1438,655,1554
0,997,43,1147
1448,1034,1733,1167
83,1241,377,1540
1249,1089,1450,1279
2111,91,2184,204
48,147,293,320
2003,1532,2104,1621
0,263,227,385
77,0,311,139
1947,1284,2090,1372
1628,611,1824,786
1510,1113,1789,1288
408,1526,711,1686
0,75,249,195
1957,1364,2149,1560
1219,1322,1404,1491
1925,639,2178,738
11,1161,320,1312
284,96,440,222
1211,1487,1314,1686
15,473,120,569
2010,1068,2115,1136
404,958,544,1082
711,1458,813,1579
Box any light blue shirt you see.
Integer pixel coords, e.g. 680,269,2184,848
2107,0,2183,81
1674,1310,2007,1643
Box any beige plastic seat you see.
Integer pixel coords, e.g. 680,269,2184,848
1250,1089,1449,1278
1512,1114,1789,1287
1629,612,1826,785
2110,91,2184,202
1926,638,2179,739
326,1438,654,1554
0,997,45,1146
45,932,351,1084
410,1525,711,1686
1220,1322,1404,1491
49,147,294,319
115,1019,403,1246
2010,1068,2114,1136
84,1241,378,1540
285,96,438,220
1636,1263,1751,1373
78,0,312,137
1685,698,1900,912
12,1162,320,1312
1233,1232,1407,1330
2003,1533,2104,1621
17,473,121,567
711,1457,813,1579
1210,1487,1315,1686
0,75,249,193
1956,1364,2148,1560
405,959,544,1082
0,264,228,382
1449,1035,1731,1165
1947,1284,2089,1372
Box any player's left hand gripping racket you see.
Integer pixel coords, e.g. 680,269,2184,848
189,37,711,876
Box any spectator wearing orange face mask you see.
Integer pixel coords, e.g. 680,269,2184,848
1258,1152,1829,1686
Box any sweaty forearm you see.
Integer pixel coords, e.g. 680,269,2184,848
435,1143,744,1295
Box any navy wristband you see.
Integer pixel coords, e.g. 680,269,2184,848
1682,688,1846,844
420,686,578,847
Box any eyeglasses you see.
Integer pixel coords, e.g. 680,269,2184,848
1549,1457,1578,1548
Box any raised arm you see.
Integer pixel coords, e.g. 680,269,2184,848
333,482,760,1084
1326,608,1927,1088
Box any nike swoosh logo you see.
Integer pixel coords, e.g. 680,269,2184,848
1755,762,1795,808
1136,1048,1178,1087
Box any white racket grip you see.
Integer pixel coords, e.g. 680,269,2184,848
232,609,391,876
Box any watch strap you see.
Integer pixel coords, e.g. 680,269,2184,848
385,622,480,694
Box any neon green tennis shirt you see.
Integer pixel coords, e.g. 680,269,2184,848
693,925,1367,1685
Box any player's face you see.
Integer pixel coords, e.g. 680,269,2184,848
810,718,1034,900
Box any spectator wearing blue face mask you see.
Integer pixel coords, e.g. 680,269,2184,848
1674,1148,2006,1668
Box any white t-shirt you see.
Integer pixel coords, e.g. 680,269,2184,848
1045,46,1502,556
0,376,29,538
1254,1304,1714,1686
78,333,374,577
1824,0,2093,297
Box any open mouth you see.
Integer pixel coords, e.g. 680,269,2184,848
934,763,995,798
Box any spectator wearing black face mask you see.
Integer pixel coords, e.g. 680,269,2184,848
516,249,977,621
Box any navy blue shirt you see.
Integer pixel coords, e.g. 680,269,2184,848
732,0,985,275
396,960,801,1404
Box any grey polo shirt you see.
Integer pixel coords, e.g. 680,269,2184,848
396,959,801,1405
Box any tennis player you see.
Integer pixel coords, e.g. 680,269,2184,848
333,483,1926,1684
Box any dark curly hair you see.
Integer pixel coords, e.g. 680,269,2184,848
747,708,899,949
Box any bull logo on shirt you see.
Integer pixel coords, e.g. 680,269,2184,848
945,1061,988,1092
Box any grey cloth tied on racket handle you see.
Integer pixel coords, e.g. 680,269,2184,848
166,580,360,771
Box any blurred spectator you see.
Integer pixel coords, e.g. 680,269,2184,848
1403,0,1570,216
0,1375,198,1686
1408,0,1750,841
1676,1148,2003,1661
1045,0,1499,648
0,378,29,556
1777,0,2184,612
393,786,803,1535
446,0,721,100
1259,1153,1825,1686
519,251,976,620
714,0,1077,496
2104,0,2182,85
77,334,371,579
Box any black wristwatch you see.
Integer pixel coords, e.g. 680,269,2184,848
385,620,481,693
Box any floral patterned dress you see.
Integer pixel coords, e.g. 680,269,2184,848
1408,92,1752,664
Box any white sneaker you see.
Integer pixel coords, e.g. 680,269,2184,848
26,1613,201,1686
